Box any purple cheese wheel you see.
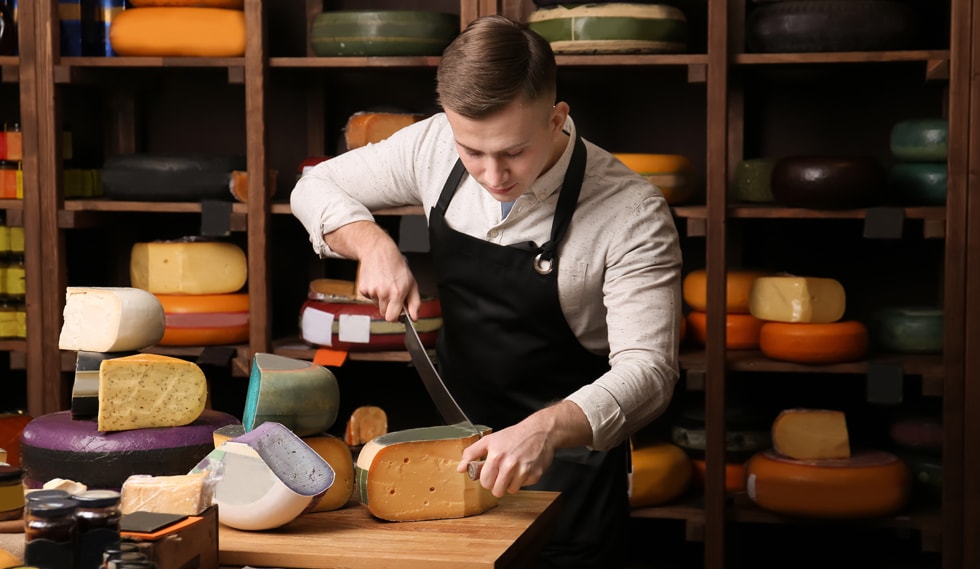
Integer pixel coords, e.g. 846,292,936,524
20,410,240,490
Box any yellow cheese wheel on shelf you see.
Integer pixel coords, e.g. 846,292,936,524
690,459,746,494
109,7,246,57
759,321,868,364
682,269,771,313
613,153,697,205
628,441,692,507
129,0,243,7
685,310,764,350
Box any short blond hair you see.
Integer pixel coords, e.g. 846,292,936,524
436,15,557,119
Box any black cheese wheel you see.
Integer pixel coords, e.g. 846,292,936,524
102,154,245,202
770,156,883,209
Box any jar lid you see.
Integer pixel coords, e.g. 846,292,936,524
0,464,23,482
25,489,70,502
26,498,78,517
73,489,121,508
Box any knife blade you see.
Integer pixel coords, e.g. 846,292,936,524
402,312,485,480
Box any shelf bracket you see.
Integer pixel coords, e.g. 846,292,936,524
0,65,17,83
925,59,949,82
227,65,245,85
687,63,707,84
865,362,905,405
686,217,707,237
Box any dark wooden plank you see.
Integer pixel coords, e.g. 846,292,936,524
734,50,950,65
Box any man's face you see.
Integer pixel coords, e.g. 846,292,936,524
445,97,568,203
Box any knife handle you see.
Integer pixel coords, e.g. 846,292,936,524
466,460,485,481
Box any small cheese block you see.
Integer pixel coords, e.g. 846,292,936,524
746,449,910,518
683,268,771,313
344,112,427,151
613,153,697,205
98,354,208,432
156,293,249,346
628,442,692,508
749,276,846,323
759,321,868,364
772,409,850,460
356,424,497,522
59,287,166,352
243,353,340,437
131,240,247,295
527,3,687,54
300,297,442,351
71,350,139,419
345,406,388,447
685,310,764,350
193,422,335,531
119,471,214,516
109,7,247,57
304,434,355,512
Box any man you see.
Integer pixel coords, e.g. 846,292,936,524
291,14,682,569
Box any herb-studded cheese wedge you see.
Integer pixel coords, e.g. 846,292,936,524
59,287,166,352
98,354,207,432
356,424,497,522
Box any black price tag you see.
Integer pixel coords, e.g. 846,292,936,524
200,199,233,237
863,207,905,239
866,362,905,405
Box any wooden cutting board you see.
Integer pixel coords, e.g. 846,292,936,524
219,491,562,569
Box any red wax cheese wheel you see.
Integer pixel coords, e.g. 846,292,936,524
682,269,771,313
20,410,240,490
685,310,764,350
300,298,442,351
109,7,247,57
771,156,883,209
759,321,868,364
155,293,249,346
746,449,910,518
690,459,746,493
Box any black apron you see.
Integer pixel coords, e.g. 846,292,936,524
429,136,629,569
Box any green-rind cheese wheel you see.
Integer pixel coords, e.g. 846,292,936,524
733,157,779,203
890,119,948,162
311,10,459,57
887,162,947,206
527,3,687,54
870,306,943,354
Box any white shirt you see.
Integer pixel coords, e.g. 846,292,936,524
291,113,683,451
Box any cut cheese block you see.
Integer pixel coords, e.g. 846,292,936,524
59,287,166,352
300,297,442,351
70,350,139,419
311,10,459,57
746,449,910,518
344,112,427,151
772,409,850,460
690,459,746,494
356,424,497,522
119,471,214,516
890,118,947,162
102,155,246,202
212,423,245,448
156,293,249,346
685,310,764,350
759,321,868,364
613,153,697,205
193,422,334,530
304,434,355,512
243,353,340,437
527,3,687,54
628,442,691,507
109,7,247,57
98,354,208,432
733,157,778,203
345,405,388,447
870,306,943,354
770,156,883,209
683,268,771,313
749,275,845,323
887,162,947,206
131,240,247,295
20,410,240,490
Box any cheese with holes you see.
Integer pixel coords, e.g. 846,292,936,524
772,409,850,460
120,471,213,516
749,276,846,323
131,240,247,295
356,425,497,522
243,353,340,437
59,287,166,352
304,434,355,512
98,354,207,432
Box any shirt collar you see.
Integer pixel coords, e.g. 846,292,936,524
527,115,577,202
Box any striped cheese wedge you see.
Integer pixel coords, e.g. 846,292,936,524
156,293,249,346
311,11,458,57
527,3,687,54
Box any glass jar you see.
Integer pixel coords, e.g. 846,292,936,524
25,498,78,569
25,489,70,503
0,464,23,521
75,489,122,569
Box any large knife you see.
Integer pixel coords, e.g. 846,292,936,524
402,312,485,480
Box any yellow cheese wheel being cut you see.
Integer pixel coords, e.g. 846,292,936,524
131,240,247,295
683,268,771,313
772,409,850,460
749,275,846,323
746,449,910,518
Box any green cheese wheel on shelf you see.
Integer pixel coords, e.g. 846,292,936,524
527,3,687,54
733,157,779,203
311,10,458,57
890,118,948,162
870,306,943,354
887,162,946,205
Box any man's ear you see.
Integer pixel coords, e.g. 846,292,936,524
550,101,570,132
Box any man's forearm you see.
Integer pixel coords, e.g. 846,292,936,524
323,220,397,261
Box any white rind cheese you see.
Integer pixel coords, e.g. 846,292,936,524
98,353,207,432
59,287,166,352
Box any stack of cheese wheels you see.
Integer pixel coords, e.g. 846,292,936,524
109,0,246,57
671,405,771,493
20,286,242,490
747,408,910,518
749,274,869,364
887,118,948,205
888,413,942,505
682,268,769,350
527,3,687,54
628,440,692,507
613,153,697,205
344,111,427,151
130,238,249,346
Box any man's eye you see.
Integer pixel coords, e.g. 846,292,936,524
506,150,524,158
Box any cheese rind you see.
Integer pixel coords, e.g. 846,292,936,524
243,353,340,437
772,409,850,460
98,354,207,432
130,240,247,295
749,276,846,323
345,405,388,447
356,425,497,522
58,287,166,352
304,434,355,512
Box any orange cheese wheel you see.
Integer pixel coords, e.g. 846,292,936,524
344,112,427,151
759,321,868,364
685,310,763,350
129,0,243,7
109,7,247,57
613,153,697,205
746,449,910,518
304,434,355,512
628,442,692,507
156,293,249,346
690,459,746,493
682,269,771,313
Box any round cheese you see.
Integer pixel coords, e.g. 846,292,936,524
770,156,883,209
759,321,868,364
690,459,746,493
870,306,943,354
685,310,764,350
155,293,249,346
109,7,246,57
887,162,947,206
131,240,247,295
890,118,948,162
682,268,771,313
311,10,458,57
527,3,687,54
733,157,778,203
628,442,692,507
58,287,166,352
300,298,442,351
613,153,697,205
304,434,355,512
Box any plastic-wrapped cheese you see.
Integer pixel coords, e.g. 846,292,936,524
120,471,215,516
130,240,247,295
355,424,497,522
243,353,340,437
58,287,166,352
98,354,207,432
749,276,845,323
772,409,850,460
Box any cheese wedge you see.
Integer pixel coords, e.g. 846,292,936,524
772,409,850,460
749,276,846,323
58,287,166,352
120,471,213,516
345,405,388,447
243,353,340,437
98,354,207,432
356,425,497,522
71,350,139,419
130,240,247,295
304,434,355,512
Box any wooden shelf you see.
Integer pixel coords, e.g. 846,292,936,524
57,57,245,68
732,50,949,65
273,336,430,364
270,56,441,68
59,200,249,230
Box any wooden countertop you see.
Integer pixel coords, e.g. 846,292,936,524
219,491,562,569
